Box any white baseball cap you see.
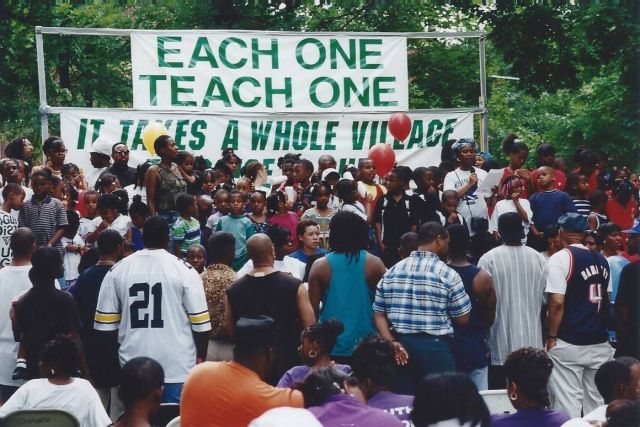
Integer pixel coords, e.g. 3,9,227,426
321,168,340,180
90,138,114,156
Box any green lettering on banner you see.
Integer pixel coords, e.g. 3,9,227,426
329,39,356,69
324,121,338,150
338,158,358,172
392,138,403,150
426,119,443,147
359,39,382,69
190,120,207,150
202,77,232,107
90,119,104,144
309,122,321,150
345,77,370,107
251,38,279,69
132,120,148,151
120,120,134,146
232,77,261,108
292,121,309,150
373,77,397,107
157,36,183,68
263,158,276,176
77,118,88,149
265,78,292,108
406,120,424,149
139,75,167,106
368,121,382,148
189,37,219,68
442,118,457,144
174,120,189,149
222,120,239,150
273,121,292,150
296,38,325,70
310,77,339,108
352,121,368,150
220,38,247,69
251,121,273,150
171,76,196,107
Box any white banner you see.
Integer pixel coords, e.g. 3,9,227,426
60,110,473,177
131,32,408,113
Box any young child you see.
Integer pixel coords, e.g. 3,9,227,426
212,161,235,191
205,189,230,242
293,159,314,214
173,193,202,259
0,159,33,209
357,158,386,211
289,220,327,264
129,195,150,252
49,175,66,205
301,182,337,250
587,189,610,231
61,162,85,192
412,166,441,226
176,151,203,196
18,170,68,252
216,190,255,271
85,193,132,244
61,210,85,290
266,191,299,251
374,167,419,268
247,190,269,234
187,244,206,274
336,178,369,222
489,176,533,244
528,166,577,250
200,169,217,203
94,172,120,194
0,184,25,266
606,179,636,233
78,190,99,245
437,190,467,228
567,173,591,217
235,177,253,212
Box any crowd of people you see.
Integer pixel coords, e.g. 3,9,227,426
0,132,639,426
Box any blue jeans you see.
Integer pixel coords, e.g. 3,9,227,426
395,333,455,395
469,366,489,391
162,383,183,403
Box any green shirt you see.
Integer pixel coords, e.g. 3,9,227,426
172,216,201,256
216,214,255,259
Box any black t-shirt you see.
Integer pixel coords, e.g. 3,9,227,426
227,271,301,384
615,261,640,357
14,287,81,379
108,164,137,188
72,264,121,387
374,193,419,247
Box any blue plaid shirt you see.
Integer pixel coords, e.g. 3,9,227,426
373,251,471,335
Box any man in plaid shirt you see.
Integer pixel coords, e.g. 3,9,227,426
373,221,471,394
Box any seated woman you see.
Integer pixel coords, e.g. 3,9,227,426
277,319,349,388
113,357,164,427
0,335,110,426
299,366,402,427
491,347,570,427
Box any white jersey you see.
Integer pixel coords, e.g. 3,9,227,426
0,265,31,386
94,248,211,383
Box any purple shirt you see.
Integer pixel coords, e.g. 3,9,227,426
276,364,351,388
309,394,403,427
368,391,413,424
491,408,570,427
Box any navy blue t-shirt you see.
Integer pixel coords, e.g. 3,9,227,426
529,190,577,230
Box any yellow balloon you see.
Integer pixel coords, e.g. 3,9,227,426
141,122,169,156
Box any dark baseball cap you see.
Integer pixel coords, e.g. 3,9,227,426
498,212,525,242
557,213,587,233
234,315,276,348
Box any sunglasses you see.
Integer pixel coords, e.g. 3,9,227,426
114,150,130,155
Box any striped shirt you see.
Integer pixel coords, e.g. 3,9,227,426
172,216,201,256
573,198,591,217
18,196,68,253
373,251,471,336
478,245,548,365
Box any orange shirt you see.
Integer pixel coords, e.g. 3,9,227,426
180,361,304,427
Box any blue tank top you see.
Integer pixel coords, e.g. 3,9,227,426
321,250,375,356
449,264,489,371
559,247,609,345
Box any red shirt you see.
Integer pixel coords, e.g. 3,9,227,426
531,168,566,192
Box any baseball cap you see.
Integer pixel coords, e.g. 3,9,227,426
321,168,340,181
90,138,115,156
498,212,524,242
234,315,276,348
623,220,640,234
557,213,587,233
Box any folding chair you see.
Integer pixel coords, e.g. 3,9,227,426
479,389,515,415
1,409,80,427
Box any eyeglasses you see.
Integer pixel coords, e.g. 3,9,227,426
114,150,130,155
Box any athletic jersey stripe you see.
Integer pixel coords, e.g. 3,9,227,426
189,313,211,324
95,313,121,323
96,310,121,315
188,310,209,316
190,319,211,326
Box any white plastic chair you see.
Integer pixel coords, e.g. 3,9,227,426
479,389,515,415
2,409,80,427
166,415,180,427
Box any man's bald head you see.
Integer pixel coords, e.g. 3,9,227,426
246,234,275,266
10,227,35,259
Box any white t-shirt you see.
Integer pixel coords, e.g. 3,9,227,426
489,198,533,244
85,166,108,190
340,202,367,221
546,244,589,295
125,184,147,207
0,209,18,268
61,234,83,281
78,217,96,245
237,256,307,281
0,377,110,426
91,214,132,238
94,249,211,383
443,168,489,235
0,265,31,386
205,212,225,230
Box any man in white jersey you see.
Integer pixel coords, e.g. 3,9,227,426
94,216,211,403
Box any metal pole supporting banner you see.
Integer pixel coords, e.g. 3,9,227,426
35,27,49,144
478,36,489,153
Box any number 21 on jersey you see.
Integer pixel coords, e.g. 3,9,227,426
129,282,164,328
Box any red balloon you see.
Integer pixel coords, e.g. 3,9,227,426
368,143,396,178
388,112,412,142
